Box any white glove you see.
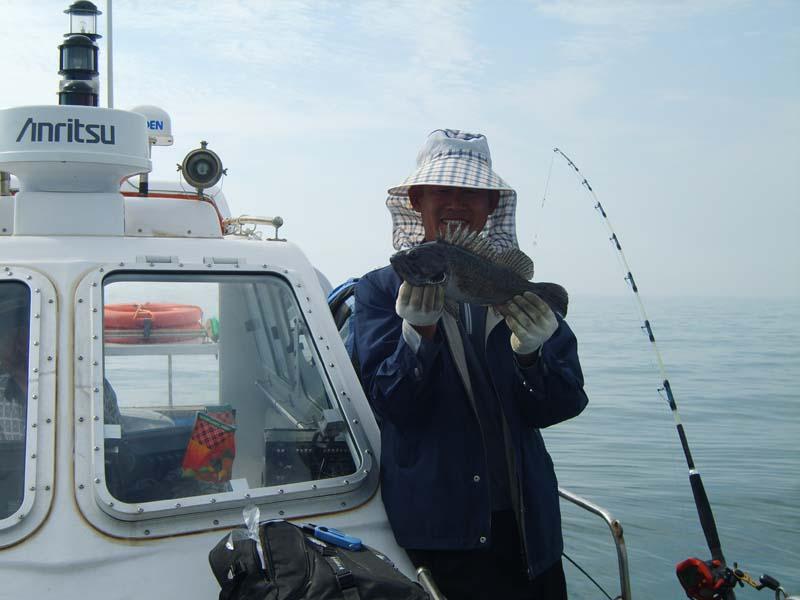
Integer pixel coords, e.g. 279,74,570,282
395,281,445,327
498,292,558,356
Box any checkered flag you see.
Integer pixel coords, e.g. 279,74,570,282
182,411,236,482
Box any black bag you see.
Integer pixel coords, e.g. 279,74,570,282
209,520,429,600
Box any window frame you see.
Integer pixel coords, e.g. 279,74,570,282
0,267,57,547
73,261,377,538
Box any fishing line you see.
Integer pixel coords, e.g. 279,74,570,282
562,552,616,600
550,147,728,568
532,151,557,248
541,150,556,210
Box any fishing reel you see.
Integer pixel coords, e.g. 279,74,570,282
677,557,737,600
677,558,797,600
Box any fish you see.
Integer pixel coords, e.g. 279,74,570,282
390,225,569,316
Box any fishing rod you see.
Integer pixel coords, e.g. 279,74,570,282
549,148,797,600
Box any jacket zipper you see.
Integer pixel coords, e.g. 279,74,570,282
489,372,531,578
453,304,493,543
482,309,532,579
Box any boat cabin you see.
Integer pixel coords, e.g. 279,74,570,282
0,104,401,598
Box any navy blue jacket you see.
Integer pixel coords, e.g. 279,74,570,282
351,266,588,578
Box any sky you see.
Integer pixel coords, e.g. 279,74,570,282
2,0,798,298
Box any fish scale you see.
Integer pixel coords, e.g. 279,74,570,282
390,225,569,316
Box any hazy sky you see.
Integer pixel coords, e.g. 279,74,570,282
2,0,798,297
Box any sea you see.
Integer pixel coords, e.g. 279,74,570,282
547,295,799,599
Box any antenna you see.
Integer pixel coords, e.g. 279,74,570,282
106,0,113,108
130,105,174,196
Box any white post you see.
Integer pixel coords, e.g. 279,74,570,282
168,354,173,407
106,0,114,108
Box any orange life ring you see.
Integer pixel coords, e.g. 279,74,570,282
104,303,206,344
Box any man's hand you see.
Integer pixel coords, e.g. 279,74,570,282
395,281,445,336
496,291,557,358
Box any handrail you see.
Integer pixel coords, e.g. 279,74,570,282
417,567,447,600
559,487,632,600
223,215,284,240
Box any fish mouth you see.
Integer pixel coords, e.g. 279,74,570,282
422,272,447,286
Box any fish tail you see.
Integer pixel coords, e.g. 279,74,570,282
527,282,569,317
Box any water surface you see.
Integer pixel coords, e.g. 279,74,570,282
548,295,799,598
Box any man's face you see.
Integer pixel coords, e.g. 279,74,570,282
408,185,500,242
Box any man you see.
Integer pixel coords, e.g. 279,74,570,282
350,129,588,599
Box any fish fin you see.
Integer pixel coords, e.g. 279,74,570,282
460,229,477,250
463,232,497,261
445,227,500,261
528,282,569,317
455,225,471,245
440,223,452,242
443,222,464,244
495,248,535,280
464,231,496,259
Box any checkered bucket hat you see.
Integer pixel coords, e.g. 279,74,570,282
386,129,518,250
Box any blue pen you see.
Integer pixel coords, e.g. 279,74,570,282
302,523,362,551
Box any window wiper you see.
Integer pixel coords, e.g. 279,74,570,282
255,379,308,430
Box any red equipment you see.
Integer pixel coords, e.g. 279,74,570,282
676,557,736,600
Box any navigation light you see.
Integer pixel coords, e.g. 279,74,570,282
64,1,102,41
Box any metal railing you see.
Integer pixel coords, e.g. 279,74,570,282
223,215,284,240
416,488,631,599
559,486,632,600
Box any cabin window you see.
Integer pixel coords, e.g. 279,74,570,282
0,282,31,521
100,273,359,507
